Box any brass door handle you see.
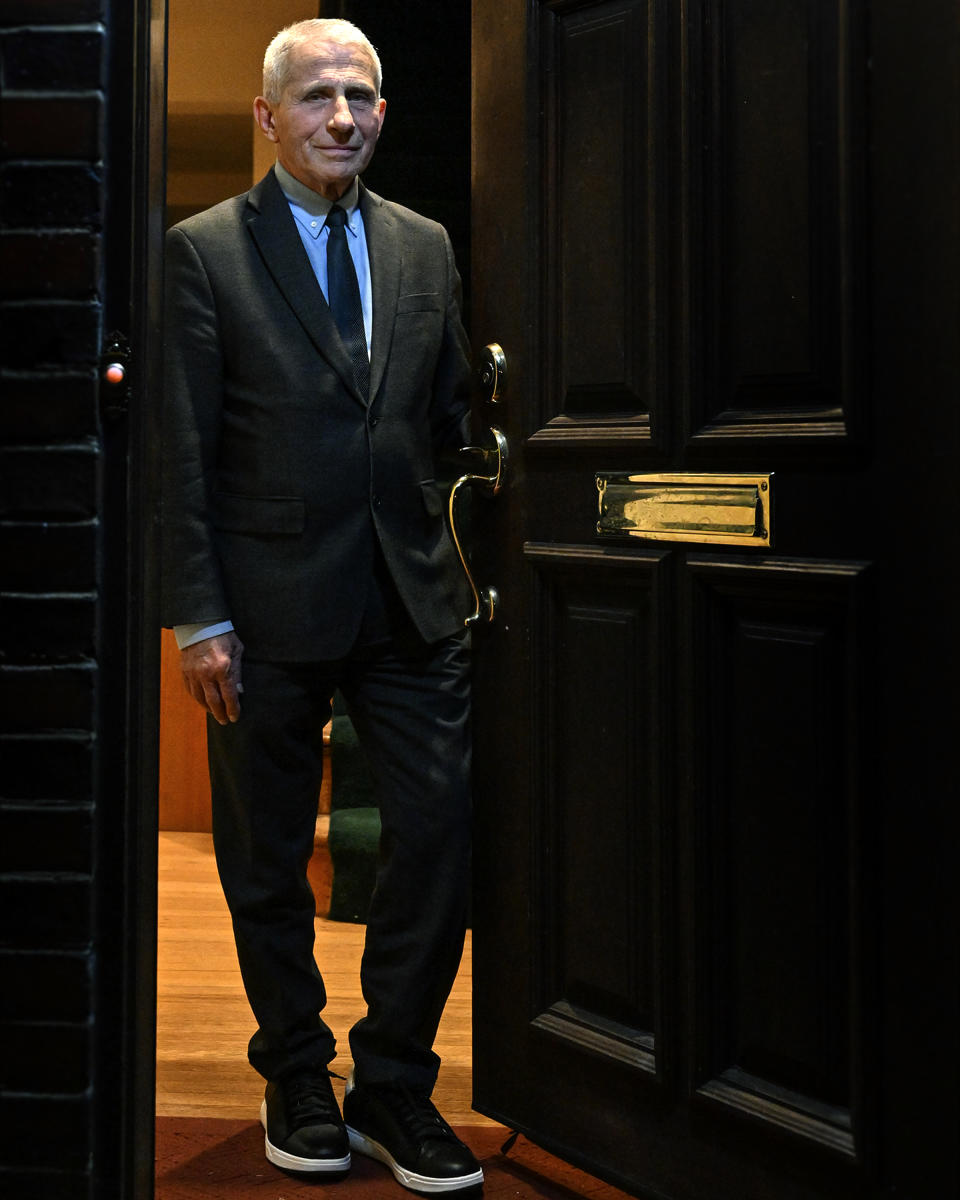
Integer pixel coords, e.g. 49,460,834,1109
448,425,508,625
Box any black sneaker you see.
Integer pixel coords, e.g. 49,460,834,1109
259,1069,351,1176
344,1079,483,1194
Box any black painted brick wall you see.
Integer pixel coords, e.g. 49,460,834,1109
1,1,107,1196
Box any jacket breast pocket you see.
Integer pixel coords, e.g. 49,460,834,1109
212,493,305,535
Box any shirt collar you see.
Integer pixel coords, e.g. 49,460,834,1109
275,162,361,238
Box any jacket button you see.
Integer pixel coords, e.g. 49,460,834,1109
369,415,379,427
372,495,382,509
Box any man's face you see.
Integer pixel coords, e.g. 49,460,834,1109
254,35,386,200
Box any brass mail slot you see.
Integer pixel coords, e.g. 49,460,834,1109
596,473,773,547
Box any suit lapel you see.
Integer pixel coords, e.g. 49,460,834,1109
245,169,365,405
360,185,401,405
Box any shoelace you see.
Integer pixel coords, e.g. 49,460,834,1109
382,1084,458,1144
285,1073,340,1129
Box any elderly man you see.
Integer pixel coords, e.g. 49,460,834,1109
161,18,482,1194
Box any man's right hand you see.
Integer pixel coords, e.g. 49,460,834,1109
180,631,245,725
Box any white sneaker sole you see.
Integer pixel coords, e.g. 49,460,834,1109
259,1099,351,1174
346,1125,484,1194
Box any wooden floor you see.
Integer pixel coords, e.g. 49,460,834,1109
156,831,497,1127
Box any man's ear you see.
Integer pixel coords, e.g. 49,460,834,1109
254,97,278,142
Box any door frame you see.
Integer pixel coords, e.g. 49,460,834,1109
108,0,166,1195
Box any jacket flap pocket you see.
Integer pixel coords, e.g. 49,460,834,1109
419,479,445,517
397,292,442,315
213,493,305,534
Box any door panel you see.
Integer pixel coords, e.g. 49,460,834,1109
536,0,660,444
470,0,957,1196
543,0,657,430
692,0,863,435
526,544,667,1076
686,556,869,1158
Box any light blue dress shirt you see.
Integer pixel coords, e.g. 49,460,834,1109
174,163,374,651
275,162,374,356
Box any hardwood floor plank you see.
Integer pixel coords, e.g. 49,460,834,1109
156,831,495,1125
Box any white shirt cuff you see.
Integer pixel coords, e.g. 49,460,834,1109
174,620,235,650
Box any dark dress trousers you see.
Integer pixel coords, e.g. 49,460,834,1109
161,168,474,1093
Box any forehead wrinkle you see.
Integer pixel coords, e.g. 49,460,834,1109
287,39,378,93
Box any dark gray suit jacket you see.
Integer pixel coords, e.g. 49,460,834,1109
161,168,473,660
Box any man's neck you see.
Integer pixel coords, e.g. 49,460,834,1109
274,163,360,215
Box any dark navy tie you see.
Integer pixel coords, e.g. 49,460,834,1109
326,204,370,398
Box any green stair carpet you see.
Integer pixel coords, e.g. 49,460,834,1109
328,702,381,923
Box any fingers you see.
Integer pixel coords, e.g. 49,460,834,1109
211,669,242,725
199,674,235,726
180,632,244,725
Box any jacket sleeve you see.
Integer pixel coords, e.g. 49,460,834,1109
160,224,230,628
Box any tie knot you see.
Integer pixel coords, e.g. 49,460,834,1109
326,205,347,230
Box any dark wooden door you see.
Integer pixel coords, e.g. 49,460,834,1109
468,2,959,1197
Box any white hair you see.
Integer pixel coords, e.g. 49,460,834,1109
262,18,383,103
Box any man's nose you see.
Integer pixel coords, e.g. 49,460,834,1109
329,96,355,132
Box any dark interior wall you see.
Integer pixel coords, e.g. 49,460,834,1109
322,0,472,319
